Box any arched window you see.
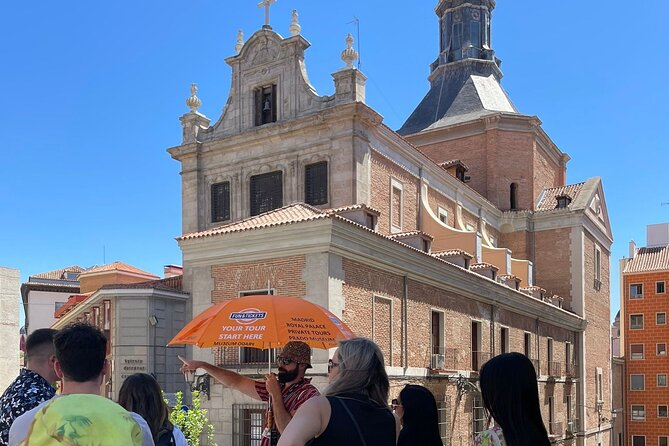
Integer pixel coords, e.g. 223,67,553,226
510,183,518,210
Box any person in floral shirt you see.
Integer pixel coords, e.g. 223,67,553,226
0,329,59,446
476,353,550,446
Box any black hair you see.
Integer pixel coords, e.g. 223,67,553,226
53,323,107,382
479,353,550,446
397,384,443,446
25,328,57,358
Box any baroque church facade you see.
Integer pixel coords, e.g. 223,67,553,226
169,1,614,445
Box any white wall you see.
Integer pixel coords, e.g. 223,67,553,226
26,290,73,334
0,267,20,391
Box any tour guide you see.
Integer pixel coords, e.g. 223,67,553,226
179,341,319,446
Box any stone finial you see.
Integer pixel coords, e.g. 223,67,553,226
235,29,244,53
341,33,358,68
186,83,201,113
289,10,301,36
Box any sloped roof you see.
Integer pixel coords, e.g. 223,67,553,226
536,183,586,211
99,275,184,292
31,266,86,281
180,203,328,240
81,261,158,278
624,246,669,273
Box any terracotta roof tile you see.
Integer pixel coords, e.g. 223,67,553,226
99,275,184,292
81,261,159,278
536,183,585,211
31,266,86,281
470,262,499,271
180,203,328,240
432,249,474,259
438,159,470,171
624,245,669,273
389,231,434,240
327,204,381,216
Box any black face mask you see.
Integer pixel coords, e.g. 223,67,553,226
277,367,299,383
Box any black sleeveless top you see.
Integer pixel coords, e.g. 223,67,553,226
310,393,395,446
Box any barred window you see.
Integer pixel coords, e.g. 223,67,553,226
255,85,277,126
211,182,231,223
305,162,328,205
250,171,283,216
232,404,265,446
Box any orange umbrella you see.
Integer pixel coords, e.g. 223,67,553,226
168,295,354,349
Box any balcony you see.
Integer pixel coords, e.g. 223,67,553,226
215,346,277,371
548,361,562,378
529,358,539,376
471,351,492,373
565,420,579,436
565,363,577,379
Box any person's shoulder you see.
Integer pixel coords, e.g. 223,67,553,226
7,400,52,446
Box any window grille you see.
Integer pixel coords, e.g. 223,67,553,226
305,162,328,205
211,182,231,223
250,171,283,216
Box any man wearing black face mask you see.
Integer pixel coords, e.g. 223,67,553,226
179,341,319,446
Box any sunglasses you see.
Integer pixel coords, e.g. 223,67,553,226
276,356,295,366
327,359,340,373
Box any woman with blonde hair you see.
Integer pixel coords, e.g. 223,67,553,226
278,337,399,446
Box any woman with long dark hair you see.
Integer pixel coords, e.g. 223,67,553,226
395,384,443,446
118,373,188,446
277,337,399,446
476,353,550,446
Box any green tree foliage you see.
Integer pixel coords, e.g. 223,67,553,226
166,391,217,446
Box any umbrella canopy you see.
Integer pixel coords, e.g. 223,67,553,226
168,295,354,349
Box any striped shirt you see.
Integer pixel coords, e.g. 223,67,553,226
255,378,320,446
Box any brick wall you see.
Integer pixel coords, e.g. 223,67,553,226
370,152,419,235
623,270,669,444
534,228,572,304
499,229,531,261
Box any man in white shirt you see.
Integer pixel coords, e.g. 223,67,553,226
9,323,154,446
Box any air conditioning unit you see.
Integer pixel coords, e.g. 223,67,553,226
566,421,575,435
431,354,445,369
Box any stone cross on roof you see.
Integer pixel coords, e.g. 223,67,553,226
257,0,277,27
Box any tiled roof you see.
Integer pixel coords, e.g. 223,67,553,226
180,203,329,240
81,261,159,278
498,274,519,280
327,204,381,216
432,249,474,259
438,159,470,171
389,231,434,240
624,245,669,273
470,262,499,271
99,275,184,292
31,266,86,281
536,183,585,211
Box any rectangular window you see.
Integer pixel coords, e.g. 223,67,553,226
211,182,231,223
658,282,666,294
658,343,667,356
304,162,328,206
524,332,532,357
566,395,573,423
630,314,644,330
658,313,667,325
631,374,645,391
565,342,572,369
631,405,646,421
452,22,463,53
431,311,445,369
500,327,509,354
471,320,482,372
547,338,554,375
250,171,283,216
660,437,668,446
632,436,646,446
255,84,277,126
630,284,643,299
630,344,644,360
232,403,266,446
472,397,485,436
239,290,275,364
594,246,602,281
390,179,403,232
658,374,668,387
438,207,448,224
547,396,556,435
469,21,481,49
658,405,668,418
596,368,603,402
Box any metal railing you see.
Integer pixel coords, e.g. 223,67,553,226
565,363,577,378
548,361,562,377
425,347,491,373
215,347,278,371
471,351,492,372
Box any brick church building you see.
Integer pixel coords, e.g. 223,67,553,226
168,1,614,445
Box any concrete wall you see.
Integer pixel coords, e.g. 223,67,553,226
0,267,20,392
25,290,73,334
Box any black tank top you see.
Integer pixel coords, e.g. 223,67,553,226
310,393,395,446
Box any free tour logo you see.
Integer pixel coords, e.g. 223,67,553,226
230,308,267,325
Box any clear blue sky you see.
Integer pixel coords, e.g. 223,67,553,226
2,1,668,326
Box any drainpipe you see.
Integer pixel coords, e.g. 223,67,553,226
536,318,541,370
403,274,409,370
418,166,423,231
490,304,496,356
